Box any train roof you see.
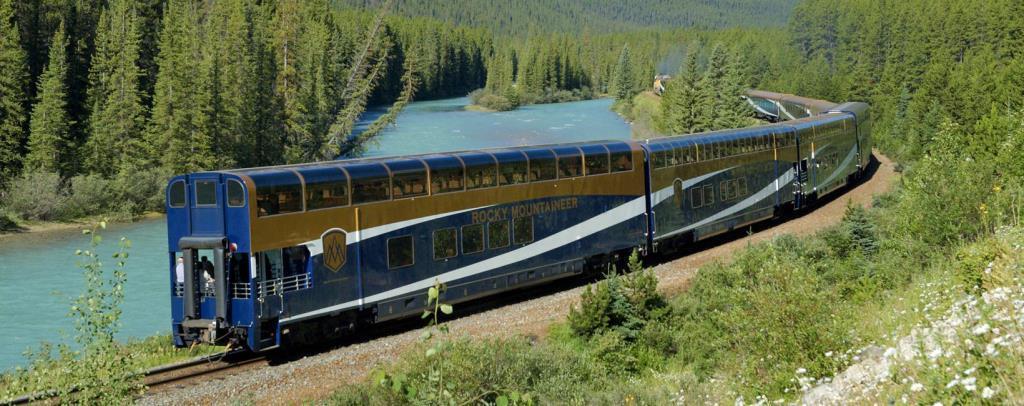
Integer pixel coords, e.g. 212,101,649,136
200,138,639,184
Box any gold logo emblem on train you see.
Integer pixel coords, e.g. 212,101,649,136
321,229,347,272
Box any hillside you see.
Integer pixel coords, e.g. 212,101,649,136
336,0,800,34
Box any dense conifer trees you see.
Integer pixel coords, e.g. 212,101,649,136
25,21,70,174
0,0,27,187
84,0,145,176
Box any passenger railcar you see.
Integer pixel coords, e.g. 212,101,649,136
165,91,871,351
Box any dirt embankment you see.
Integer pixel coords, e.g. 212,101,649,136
140,153,899,406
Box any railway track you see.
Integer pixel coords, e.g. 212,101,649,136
2,350,267,405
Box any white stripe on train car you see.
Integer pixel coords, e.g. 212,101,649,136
656,168,796,241
815,146,858,191
303,205,492,256
281,195,648,324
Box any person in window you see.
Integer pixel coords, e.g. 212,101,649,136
200,256,215,287
175,256,185,284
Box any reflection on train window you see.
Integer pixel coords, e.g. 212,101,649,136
195,180,217,206
499,159,528,185
282,246,311,277
488,220,510,249
433,228,458,260
392,171,427,199
169,180,186,208
703,184,714,205
257,249,283,280
690,187,704,209
227,180,246,207
466,163,497,189
306,179,348,210
666,149,679,166
585,152,609,175
653,150,667,168
513,216,534,245
529,157,557,182
431,166,464,194
256,182,302,216
558,152,582,178
461,224,484,254
351,176,390,204
611,150,633,172
387,236,414,269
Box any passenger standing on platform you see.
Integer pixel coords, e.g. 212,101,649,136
201,256,215,286
175,256,185,284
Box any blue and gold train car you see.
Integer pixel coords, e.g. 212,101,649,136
166,141,648,350
165,91,871,352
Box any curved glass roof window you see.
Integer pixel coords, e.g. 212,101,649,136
552,146,582,179
523,148,556,182
168,179,186,208
606,142,634,172
424,155,465,194
248,170,303,217
580,144,609,176
386,159,427,199
457,152,497,190
298,166,348,210
493,150,528,186
346,162,391,205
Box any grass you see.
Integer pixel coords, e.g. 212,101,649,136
324,188,1024,404
0,334,223,401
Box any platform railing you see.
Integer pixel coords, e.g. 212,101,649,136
256,273,311,297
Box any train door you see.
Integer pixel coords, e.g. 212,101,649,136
189,174,225,236
794,135,810,210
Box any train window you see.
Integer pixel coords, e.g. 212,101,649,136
497,152,528,186
227,180,246,207
306,179,348,210
667,148,679,166
690,187,703,209
465,163,497,189
528,155,557,182
488,220,510,249
653,150,667,168
433,228,457,260
387,236,414,269
738,177,748,197
430,166,464,194
703,184,714,205
556,150,582,178
720,181,732,201
513,216,534,245
282,246,311,277
251,171,303,216
351,176,390,204
392,171,427,199
169,180,186,208
195,180,217,206
461,224,484,254
611,150,633,172
584,150,609,175
257,249,283,280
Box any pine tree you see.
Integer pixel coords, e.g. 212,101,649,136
147,0,213,174
658,47,708,135
25,20,70,174
610,43,634,102
0,0,28,186
699,44,749,130
84,0,146,175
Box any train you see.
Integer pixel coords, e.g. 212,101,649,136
165,90,871,351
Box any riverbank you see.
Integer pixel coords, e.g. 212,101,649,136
0,212,164,242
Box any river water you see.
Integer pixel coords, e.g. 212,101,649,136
0,97,630,371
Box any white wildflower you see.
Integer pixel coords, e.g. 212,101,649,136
910,383,924,392
982,387,995,399
962,377,977,392
795,368,807,374
964,367,975,375
945,378,959,389
973,323,991,335
824,351,833,357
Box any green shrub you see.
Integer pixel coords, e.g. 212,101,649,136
673,238,849,396
0,208,18,231
61,174,115,219
3,171,66,221
567,250,668,341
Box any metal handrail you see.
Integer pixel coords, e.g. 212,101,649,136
256,273,311,297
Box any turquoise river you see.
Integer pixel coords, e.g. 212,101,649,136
0,97,631,370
